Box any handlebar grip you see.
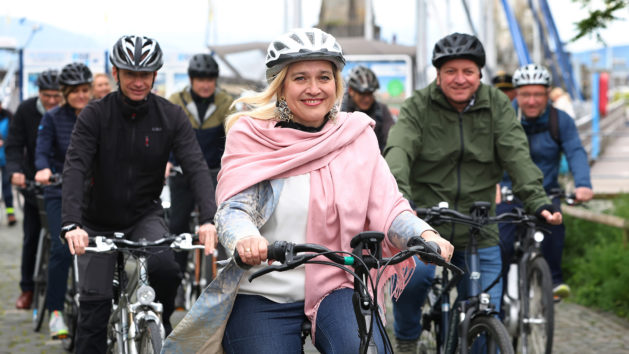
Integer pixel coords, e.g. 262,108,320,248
266,241,287,263
425,241,441,256
233,249,252,270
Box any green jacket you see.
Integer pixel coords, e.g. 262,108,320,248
168,87,234,169
384,81,550,249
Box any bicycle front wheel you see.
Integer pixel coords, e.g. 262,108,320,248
520,256,554,354
137,319,163,353
465,316,514,354
32,231,50,331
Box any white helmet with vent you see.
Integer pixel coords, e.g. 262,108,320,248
512,64,551,88
265,28,345,83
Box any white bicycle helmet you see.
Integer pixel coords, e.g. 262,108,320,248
110,35,163,72
512,64,551,88
265,28,345,83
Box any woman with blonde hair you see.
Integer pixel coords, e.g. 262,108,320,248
164,28,453,353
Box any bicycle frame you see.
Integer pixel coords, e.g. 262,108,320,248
87,233,202,353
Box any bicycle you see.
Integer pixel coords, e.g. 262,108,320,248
85,232,204,354
499,207,554,354
27,174,63,333
233,231,455,354
416,201,516,354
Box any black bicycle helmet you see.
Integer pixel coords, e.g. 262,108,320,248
432,32,486,69
265,28,345,83
492,70,514,89
188,53,219,78
37,69,60,91
347,65,379,94
110,35,163,72
59,63,93,86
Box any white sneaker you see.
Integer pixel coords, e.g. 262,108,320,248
49,310,69,339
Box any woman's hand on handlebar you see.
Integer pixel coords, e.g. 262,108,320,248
419,230,453,262
66,228,89,256
235,236,269,266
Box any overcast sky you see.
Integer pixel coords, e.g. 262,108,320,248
1,0,627,52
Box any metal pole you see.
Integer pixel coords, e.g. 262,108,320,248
18,48,24,102
365,0,374,40
591,71,600,160
415,0,427,89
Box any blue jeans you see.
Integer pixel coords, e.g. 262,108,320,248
44,197,72,311
392,247,503,341
223,288,386,353
497,200,565,286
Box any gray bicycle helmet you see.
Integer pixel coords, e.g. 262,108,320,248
347,65,379,94
110,35,163,72
59,63,93,86
37,69,60,91
265,28,345,83
188,53,219,78
432,33,486,69
512,64,551,88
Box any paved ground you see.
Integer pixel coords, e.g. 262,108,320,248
2,204,628,353
590,117,629,194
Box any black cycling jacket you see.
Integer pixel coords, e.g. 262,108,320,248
62,91,216,231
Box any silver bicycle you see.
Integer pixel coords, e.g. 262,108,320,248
86,233,204,354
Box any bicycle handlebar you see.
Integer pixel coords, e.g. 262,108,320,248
416,205,540,228
21,174,63,192
85,233,205,253
234,236,462,282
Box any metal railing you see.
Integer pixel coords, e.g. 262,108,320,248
575,99,628,162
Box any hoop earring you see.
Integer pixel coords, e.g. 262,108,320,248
328,103,339,122
275,97,293,122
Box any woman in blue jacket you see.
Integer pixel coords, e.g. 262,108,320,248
34,62,92,339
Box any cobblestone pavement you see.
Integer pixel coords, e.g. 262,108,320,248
2,207,628,353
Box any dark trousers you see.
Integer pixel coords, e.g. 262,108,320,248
168,171,225,275
75,211,181,354
20,197,41,292
44,197,72,311
498,198,565,287
1,166,13,209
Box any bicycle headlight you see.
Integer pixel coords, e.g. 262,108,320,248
534,231,545,243
136,285,156,305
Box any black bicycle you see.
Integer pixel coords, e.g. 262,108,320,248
26,174,63,333
499,207,554,354
233,231,457,354
416,202,515,354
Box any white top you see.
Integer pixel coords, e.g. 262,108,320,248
238,174,309,303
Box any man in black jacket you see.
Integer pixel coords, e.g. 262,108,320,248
6,69,62,309
60,35,217,353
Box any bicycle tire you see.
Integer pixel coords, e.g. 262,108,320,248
465,315,514,354
32,231,50,332
62,260,79,351
137,319,163,353
520,256,554,354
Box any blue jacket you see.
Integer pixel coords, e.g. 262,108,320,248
0,111,11,166
35,104,77,199
502,102,591,192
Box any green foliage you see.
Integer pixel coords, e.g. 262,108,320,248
562,194,629,319
571,0,629,43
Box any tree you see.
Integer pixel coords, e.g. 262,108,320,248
571,0,629,43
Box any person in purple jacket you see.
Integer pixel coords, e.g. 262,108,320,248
34,62,93,339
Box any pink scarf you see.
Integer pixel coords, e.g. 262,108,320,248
217,112,415,332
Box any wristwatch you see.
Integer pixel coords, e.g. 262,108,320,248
60,223,80,240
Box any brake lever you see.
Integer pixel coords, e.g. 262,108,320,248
248,253,312,282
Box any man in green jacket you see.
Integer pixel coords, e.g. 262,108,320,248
167,53,234,305
384,33,562,352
